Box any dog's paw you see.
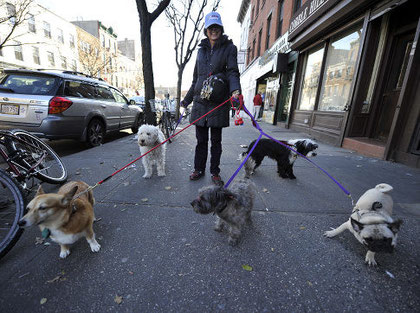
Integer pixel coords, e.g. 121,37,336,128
142,174,152,179
365,252,377,266
90,241,101,253
324,229,336,238
157,172,166,177
214,225,223,232
60,249,70,259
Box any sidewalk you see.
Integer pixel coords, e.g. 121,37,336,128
1,118,419,312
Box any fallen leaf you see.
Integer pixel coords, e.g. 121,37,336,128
35,237,45,245
262,188,268,192
40,298,47,305
141,198,148,202
165,186,172,190
46,276,60,283
114,295,123,304
307,281,313,286
300,226,306,230
128,271,134,275
75,171,81,175
123,182,129,186
242,264,253,271
271,248,275,252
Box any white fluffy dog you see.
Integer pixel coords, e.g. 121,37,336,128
137,124,166,178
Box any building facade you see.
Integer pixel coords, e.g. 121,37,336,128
238,0,298,126
287,0,420,167
0,2,79,72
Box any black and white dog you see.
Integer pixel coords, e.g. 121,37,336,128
240,138,318,179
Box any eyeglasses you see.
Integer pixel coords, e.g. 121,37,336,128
208,26,222,33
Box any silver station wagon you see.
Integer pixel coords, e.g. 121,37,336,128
0,69,143,147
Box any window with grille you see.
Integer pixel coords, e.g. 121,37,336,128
43,22,51,38
28,14,36,33
14,41,23,61
277,1,284,38
266,14,272,50
47,51,55,66
33,47,40,64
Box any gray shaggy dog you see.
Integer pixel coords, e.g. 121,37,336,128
190,179,254,246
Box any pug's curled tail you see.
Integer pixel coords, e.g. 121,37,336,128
375,183,393,193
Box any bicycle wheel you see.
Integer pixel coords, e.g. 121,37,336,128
8,130,68,184
0,169,25,259
163,112,173,143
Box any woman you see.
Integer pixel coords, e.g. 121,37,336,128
180,11,241,185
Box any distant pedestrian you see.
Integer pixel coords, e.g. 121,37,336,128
180,11,241,185
253,92,262,120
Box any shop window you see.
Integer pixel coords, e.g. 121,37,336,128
276,0,284,38
297,47,324,110
318,25,363,111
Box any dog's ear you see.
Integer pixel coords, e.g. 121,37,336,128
350,218,364,232
36,185,45,196
388,219,403,233
61,186,78,206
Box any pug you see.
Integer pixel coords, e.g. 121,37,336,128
324,183,402,266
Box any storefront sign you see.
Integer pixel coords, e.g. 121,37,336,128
289,0,340,40
259,32,290,67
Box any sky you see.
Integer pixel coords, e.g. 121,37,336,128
37,0,242,90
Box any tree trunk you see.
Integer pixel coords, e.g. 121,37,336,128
176,67,184,119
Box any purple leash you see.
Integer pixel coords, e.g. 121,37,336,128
224,100,352,202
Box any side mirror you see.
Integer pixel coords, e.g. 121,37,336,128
129,99,136,105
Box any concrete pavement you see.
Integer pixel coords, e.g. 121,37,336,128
0,117,419,312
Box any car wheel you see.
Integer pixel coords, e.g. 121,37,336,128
131,114,143,133
86,119,105,147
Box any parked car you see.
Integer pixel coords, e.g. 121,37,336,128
0,69,144,147
129,96,145,109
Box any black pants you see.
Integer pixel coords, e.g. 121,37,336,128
194,125,222,175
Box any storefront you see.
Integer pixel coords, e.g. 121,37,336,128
288,0,420,167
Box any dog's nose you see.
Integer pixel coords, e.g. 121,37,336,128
18,219,26,227
313,152,317,156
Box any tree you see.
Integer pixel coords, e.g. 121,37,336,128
135,0,171,125
165,0,220,118
0,0,35,49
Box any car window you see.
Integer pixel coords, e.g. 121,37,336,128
110,88,128,104
64,81,96,98
96,86,115,102
0,74,59,95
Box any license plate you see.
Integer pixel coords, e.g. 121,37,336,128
1,104,19,115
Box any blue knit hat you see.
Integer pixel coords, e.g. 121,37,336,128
205,11,223,29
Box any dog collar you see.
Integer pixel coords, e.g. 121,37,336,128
42,228,51,239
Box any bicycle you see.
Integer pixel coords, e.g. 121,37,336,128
0,168,25,258
156,100,177,143
0,129,68,259
0,129,68,190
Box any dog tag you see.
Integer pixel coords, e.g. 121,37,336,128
42,228,51,239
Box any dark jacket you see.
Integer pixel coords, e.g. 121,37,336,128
184,35,241,128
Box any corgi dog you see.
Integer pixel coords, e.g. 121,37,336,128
18,181,101,259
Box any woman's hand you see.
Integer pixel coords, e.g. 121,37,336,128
232,90,240,99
